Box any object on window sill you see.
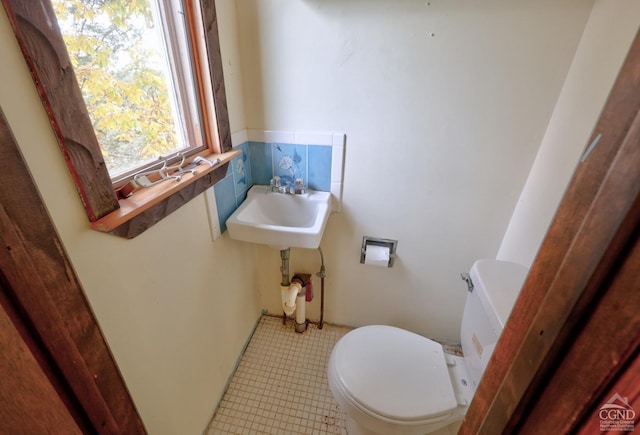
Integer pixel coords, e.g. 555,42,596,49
130,153,221,190
92,149,240,238
193,156,222,167
132,153,192,188
117,154,223,199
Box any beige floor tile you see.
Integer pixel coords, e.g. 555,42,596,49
207,316,350,435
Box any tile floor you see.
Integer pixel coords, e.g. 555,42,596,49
205,315,351,434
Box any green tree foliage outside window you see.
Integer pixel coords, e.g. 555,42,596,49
53,0,183,176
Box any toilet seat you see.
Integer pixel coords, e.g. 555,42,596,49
330,325,458,423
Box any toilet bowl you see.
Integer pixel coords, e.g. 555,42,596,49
327,259,529,435
328,325,472,435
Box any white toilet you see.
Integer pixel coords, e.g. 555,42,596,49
327,259,529,435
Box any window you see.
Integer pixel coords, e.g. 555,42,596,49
52,0,209,182
4,0,235,237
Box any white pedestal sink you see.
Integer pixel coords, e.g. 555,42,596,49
226,185,331,249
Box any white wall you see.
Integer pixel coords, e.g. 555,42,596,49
0,1,261,433
498,0,640,267
236,0,595,340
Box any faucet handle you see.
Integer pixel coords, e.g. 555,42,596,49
270,176,281,189
294,178,306,194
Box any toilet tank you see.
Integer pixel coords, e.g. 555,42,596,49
460,259,529,390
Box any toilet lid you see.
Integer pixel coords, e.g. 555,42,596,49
332,325,458,422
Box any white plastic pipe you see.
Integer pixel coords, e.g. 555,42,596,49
281,282,302,316
296,292,305,325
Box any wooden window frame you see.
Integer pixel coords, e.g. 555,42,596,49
1,0,239,239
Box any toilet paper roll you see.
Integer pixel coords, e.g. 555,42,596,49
364,245,390,267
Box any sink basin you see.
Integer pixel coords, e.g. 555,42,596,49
226,185,331,249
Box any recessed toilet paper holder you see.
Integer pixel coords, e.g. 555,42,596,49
360,236,398,267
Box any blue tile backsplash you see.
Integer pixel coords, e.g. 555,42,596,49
273,143,307,189
248,141,272,185
232,142,251,199
214,141,334,233
307,145,332,191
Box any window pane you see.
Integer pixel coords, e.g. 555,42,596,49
52,0,200,177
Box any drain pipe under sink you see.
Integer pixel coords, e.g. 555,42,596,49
279,248,306,332
294,282,306,333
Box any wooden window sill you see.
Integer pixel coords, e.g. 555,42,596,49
90,149,240,238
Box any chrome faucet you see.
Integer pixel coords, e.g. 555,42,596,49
270,176,306,194
293,178,306,194
270,176,281,192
